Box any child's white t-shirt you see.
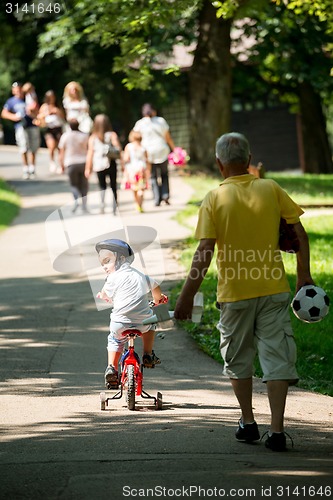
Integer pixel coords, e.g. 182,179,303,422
103,263,158,324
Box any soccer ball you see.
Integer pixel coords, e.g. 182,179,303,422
292,285,330,323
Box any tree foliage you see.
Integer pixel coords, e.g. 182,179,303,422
243,3,332,100
1,0,333,171
38,0,199,90
242,1,333,172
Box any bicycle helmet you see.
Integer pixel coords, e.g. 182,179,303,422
95,239,134,269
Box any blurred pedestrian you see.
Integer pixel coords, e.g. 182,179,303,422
63,81,92,134
36,90,65,173
85,114,122,215
133,103,175,206
22,82,39,115
1,81,40,179
123,130,150,213
58,118,89,213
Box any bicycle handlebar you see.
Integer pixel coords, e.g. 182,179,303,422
142,303,174,325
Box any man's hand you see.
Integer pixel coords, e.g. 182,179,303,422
174,295,194,320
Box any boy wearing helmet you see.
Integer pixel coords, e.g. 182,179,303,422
95,238,167,388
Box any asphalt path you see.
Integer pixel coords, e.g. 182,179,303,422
0,146,332,500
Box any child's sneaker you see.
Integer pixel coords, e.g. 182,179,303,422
104,365,119,389
235,419,260,442
142,351,161,368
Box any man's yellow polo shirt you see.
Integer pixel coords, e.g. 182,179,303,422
195,174,303,302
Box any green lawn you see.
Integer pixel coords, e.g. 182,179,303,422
171,173,333,397
0,179,20,232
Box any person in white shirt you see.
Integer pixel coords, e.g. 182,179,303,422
58,119,89,212
85,114,122,215
133,103,175,206
62,81,92,134
95,239,167,388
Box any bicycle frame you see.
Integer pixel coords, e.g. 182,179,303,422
100,328,162,411
120,330,143,397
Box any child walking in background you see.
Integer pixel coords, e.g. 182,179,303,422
95,239,167,388
123,130,150,213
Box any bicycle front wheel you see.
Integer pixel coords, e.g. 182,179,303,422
127,364,136,411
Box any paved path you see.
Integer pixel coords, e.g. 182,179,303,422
0,146,332,500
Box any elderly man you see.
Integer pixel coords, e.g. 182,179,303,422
174,132,314,451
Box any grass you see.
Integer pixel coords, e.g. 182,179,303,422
0,179,20,232
171,172,333,397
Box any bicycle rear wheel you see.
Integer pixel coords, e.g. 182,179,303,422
127,364,136,410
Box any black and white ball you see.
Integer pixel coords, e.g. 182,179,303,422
292,285,330,323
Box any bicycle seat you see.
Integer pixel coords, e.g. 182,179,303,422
121,329,143,338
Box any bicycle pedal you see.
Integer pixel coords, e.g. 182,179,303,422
106,382,119,390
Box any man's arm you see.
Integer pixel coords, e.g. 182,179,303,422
84,135,95,178
1,108,21,122
293,221,315,291
58,144,66,173
165,130,175,151
174,238,215,320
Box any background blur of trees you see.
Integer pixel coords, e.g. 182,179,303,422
0,0,332,173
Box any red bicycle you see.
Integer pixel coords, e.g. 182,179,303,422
99,304,173,411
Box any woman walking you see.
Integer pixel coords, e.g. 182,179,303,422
36,90,65,172
85,114,122,214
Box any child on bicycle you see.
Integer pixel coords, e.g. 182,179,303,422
95,238,167,388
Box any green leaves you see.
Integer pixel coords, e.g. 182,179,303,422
35,0,200,89
38,18,81,58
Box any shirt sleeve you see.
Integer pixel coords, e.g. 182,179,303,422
157,117,169,132
194,192,217,240
3,100,11,111
133,120,140,132
103,275,117,298
145,275,160,290
274,182,304,223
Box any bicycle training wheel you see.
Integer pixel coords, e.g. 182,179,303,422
155,391,162,410
100,391,107,411
127,364,136,411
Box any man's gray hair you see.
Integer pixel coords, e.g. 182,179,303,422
216,132,250,166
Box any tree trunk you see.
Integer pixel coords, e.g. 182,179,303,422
188,0,232,170
298,81,333,173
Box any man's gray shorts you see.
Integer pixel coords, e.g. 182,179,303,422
217,292,298,383
15,125,41,154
